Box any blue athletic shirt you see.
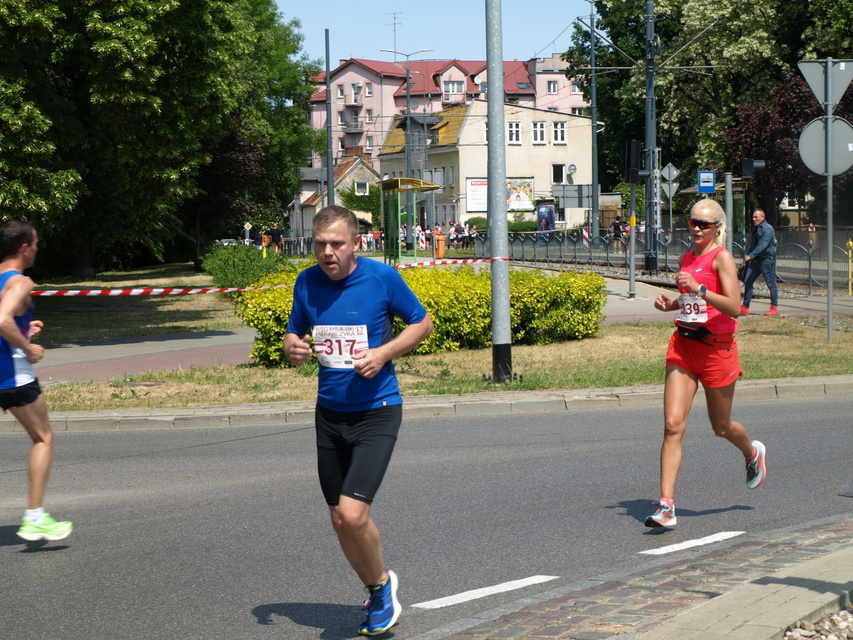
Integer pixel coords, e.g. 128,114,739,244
0,270,36,390
286,257,427,412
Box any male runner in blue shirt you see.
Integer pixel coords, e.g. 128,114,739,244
284,205,432,636
0,221,73,542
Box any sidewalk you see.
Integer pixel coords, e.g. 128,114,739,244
17,276,853,640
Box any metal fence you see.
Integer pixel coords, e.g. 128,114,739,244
472,229,853,292
282,228,853,292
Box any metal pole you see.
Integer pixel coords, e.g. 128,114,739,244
724,172,733,254
629,184,637,298
589,1,600,241
825,57,834,341
404,64,413,250
643,0,658,274
325,30,335,207
486,0,512,382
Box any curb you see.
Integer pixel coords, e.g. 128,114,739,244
3,373,851,433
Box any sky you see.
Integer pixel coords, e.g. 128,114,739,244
276,0,594,66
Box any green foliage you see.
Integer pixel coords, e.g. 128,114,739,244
611,182,646,220
340,183,382,227
0,0,320,276
235,265,606,366
201,244,296,289
466,216,488,231
235,263,311,366
508,220,538,233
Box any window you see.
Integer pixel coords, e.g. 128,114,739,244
479,82,487,94
532,121,546,144
338,137,345,151
484,121,488,143
355,181,369,196
338,111,346,125
337,84,344,98
443,80,464,102
448,165,456,187
366,109,373,123
507,121,521,144
516,82,534,90
571,107,585,116
552,164,566,184
547,80,558,94
366,136,373,149
553,121,566,144
434,167,445,187
352,82,361,95
365,82,373,96
571,81,582,94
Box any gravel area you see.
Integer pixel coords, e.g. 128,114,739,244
787,607,853,639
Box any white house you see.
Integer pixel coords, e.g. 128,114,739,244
378,99,593,228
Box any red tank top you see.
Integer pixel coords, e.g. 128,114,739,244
677,246,737,335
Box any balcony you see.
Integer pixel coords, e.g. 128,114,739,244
343,94,362,106
343,119,364,133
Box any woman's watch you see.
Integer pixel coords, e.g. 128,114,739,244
697,284,708,298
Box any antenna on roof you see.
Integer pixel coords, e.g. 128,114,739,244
385,12,403,60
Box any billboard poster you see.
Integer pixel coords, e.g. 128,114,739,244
466,178,489,212
465,177,535,212
507,178,534,211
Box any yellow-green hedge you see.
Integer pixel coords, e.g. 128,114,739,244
236,263,606,366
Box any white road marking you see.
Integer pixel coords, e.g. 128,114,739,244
411,575,560,610
640,531,745,555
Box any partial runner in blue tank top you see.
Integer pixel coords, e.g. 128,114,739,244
0,270,36,389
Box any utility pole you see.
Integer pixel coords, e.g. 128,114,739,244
381,48,433,250
588,0,600,241
643,0,659,274
485,0,513,382
324,30,335,207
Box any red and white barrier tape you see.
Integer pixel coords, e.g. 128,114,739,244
31,284,295,297
31,258,508,296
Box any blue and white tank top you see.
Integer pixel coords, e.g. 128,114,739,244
0,270,36,389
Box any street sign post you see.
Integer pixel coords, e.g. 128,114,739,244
552,184,593,209
697,171,716,194
797,58,853,341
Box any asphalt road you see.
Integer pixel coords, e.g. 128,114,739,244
1,395,850,640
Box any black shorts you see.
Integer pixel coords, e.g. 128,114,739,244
0,380,41,410
315,403,402,506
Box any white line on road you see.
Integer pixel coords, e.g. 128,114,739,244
639,531,745,555
411,575,560,610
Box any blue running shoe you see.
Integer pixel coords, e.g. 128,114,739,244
644,501,677,528
359,570,401,636
746,440,766,489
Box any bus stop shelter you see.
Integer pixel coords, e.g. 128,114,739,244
380,177,441,264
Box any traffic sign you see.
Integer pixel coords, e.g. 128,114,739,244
697,171,716,193
798,116,853,175
244,223,252,230
798,60,853,113
552,184,593,208
661,163,679,183
661,182,680,200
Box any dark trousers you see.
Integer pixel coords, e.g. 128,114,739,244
743,256,778,307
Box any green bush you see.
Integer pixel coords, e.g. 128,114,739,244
508,220,538,233
201,244,295,289
235,263,606,367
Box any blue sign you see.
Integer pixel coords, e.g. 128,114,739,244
697,171,716,194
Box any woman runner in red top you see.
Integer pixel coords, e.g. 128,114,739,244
645,199,766,528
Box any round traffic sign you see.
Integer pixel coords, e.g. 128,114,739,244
798,116,853,176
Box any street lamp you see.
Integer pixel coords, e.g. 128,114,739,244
381,48,433,250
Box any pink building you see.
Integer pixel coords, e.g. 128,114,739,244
309,53,587,169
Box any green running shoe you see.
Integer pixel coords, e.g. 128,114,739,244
17,514,73,541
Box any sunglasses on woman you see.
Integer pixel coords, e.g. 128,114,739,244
688,218,719,230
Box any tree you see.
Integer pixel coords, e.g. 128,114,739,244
1,0,321,276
